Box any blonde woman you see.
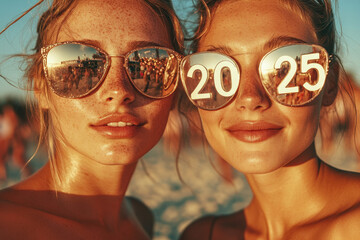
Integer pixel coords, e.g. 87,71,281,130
0,0,183,239
179,0,360,239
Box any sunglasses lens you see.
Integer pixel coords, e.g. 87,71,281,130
126,48,179,98
180,52,240,110
260,44,329,106
45,44,107,98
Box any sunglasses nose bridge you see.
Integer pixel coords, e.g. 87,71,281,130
99,57,136,104
108,55,127,70
233,64,271,111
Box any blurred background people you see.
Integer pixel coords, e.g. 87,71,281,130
0,99,33,180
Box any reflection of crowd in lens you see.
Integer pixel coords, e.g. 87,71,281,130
272,51,327,105
140,57,166,93
189,68,217,109
164,54,178,90
188,67,233,109
135,54,177,95
126,52,179,97
49,51,179,97
48,57,104,96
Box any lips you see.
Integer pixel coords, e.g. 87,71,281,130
226,121,283,143
90,113,145,139
106,121,136,127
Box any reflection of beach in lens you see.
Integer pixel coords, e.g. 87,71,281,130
48,64,104,98
221,67,232,92
131,51,178,97
181,52,239,110
46,44,106,97
260,44,328,106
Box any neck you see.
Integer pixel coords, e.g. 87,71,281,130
244,143,330,237
17,150,139,228
49,156,137,196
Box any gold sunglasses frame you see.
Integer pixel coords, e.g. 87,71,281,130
179,43,333,110
41,41,183,99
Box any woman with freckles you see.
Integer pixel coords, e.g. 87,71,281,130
179,0,360,239
0,0,183,239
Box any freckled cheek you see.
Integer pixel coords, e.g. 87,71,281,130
50,99,91,131
146,100,173,126
60,109,84,132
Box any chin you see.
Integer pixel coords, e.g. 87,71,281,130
224,151,285,174
95,155,141,166
90,145,147,166
98,142,160,166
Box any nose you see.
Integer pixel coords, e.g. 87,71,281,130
97,58,136,104
234,65,271,111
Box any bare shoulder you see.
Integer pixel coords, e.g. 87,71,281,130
317,173,360,239
343,200,360,221
0,187,59,237
332,201,360,237
179,215,218,240
0,187,26,216
0,194,39,238
310,202,360,239
126,196,154,237
180,210,247,240
0,197,21,219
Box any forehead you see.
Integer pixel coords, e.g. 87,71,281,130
199,0,316,53
56,0,171,50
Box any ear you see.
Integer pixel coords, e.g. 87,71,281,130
322,61,340,106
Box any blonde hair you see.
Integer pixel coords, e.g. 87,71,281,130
5,0,184,182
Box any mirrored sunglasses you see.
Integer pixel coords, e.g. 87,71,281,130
41,42,181,98
180,44,331,110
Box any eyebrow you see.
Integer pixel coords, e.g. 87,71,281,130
77,39,101,47
264,35,307,50
202,36,308,56
76,39,164,51
203,45,235,55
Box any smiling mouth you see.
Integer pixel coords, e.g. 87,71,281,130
226,121,283,143
106,121,136,127
228,129,282,143
91,123,141,139
90,113,144,139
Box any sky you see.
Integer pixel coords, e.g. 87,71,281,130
1,0,360,98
